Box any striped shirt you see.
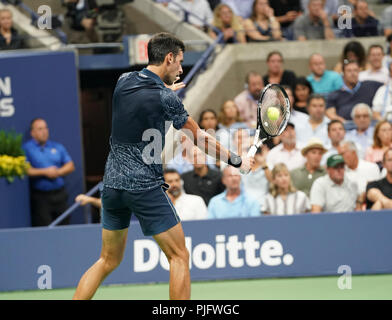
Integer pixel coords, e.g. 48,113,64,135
262,191,310,215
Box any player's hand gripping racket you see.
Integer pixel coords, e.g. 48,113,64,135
240,84,291,174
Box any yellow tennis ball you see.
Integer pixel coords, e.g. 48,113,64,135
267,107,280,121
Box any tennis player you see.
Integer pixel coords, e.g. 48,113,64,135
73,32,254,300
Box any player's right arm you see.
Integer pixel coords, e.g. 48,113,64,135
181,117,254,173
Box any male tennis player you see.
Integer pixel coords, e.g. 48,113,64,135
73,32,254,300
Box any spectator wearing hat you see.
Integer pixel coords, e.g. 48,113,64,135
366,148,392,210
296,94,330,148
339,140,380,207
266,122,305,171
290,138,327,197
310,154,361,213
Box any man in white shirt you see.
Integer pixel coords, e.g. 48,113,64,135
266,122,305,171
345,103,374,158
167,0,213,29
322,119,346,165
359,45,389,84
339,140,380,206
164,168,208,221
296,94,330,147
310,154,361,213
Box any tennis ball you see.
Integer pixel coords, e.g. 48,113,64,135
267,107,280,121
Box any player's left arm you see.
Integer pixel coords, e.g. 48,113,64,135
181,117,254,171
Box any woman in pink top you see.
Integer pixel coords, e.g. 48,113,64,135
365,120,392,169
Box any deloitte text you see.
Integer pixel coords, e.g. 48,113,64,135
134,234,294,272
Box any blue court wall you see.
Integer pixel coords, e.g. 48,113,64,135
0,50,85,227
0,212,391,292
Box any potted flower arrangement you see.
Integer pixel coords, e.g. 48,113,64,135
0,129,30,183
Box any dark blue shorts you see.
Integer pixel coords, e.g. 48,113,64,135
101,184,181,236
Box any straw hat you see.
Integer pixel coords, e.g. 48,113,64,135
301,138,328,156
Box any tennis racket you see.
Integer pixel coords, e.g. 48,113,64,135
241,84,291,173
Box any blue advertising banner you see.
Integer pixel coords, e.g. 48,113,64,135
0,212,391,292
0,50,85,227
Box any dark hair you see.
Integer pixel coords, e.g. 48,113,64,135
30,118,44,131
341,41,366,69
266,51,283,62
163,168,180,176
307,93,326,106
198,109,218,130
250,0,270,21
147,32,185,66
245,70,262,85
294,77,313,100
342,59,360,72
368,44,384,55
327,119,345,132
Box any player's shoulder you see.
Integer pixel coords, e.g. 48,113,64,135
160,87,183,107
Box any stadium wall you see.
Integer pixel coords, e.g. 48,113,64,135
0,211,391,292
0,50,85,228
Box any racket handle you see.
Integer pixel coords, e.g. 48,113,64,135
247,145,258,157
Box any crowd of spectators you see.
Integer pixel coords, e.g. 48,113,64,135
10,0,392,226
162,31,392,221
159,0,392,43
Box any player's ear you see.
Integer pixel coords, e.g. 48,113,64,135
167,52,174,64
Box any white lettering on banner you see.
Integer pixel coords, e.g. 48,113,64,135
337,265,352,290
0,77,15,117
37,265,52,289
133,234,294,272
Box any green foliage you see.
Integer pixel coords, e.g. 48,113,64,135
0,129,25,157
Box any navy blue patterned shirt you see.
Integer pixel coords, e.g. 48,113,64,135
103,68,189,191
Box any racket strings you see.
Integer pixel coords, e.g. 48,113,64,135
259,87,290,136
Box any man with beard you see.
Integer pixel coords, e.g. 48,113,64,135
73,32,254,301
163,168,207,221
234,71,264,129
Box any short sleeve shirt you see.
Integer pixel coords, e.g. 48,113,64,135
310,174,359,212
23,139,72,191
366,177,392,209
103,68,189,192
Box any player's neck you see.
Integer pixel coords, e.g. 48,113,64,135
146,65,165,82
